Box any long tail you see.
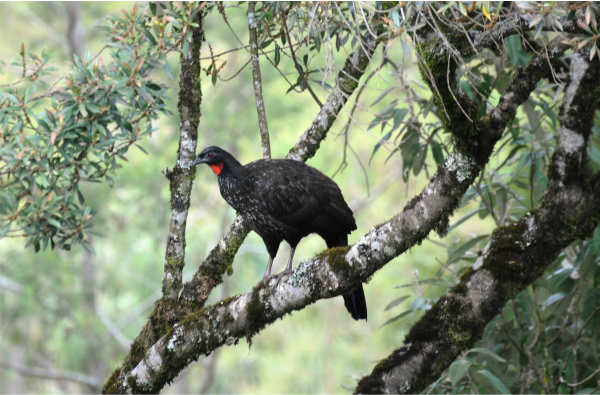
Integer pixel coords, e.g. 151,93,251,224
326,234,368,321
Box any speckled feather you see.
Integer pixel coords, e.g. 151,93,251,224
217,159,356,256
195,146,367,320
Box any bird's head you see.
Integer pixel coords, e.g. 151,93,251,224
192,146,235,175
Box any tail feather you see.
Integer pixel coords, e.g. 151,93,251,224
323,233,368,321
343,285,368,321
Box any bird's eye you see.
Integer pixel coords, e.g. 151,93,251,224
208,152,214,158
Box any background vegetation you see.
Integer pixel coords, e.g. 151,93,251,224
1,2,599,394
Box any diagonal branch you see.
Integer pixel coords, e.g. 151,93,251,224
104,5,398,394
0,360,100,392
355,51,600,394
109,30,578,395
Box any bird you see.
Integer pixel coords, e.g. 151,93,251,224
192,146,367,321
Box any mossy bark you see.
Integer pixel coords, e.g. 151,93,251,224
354,51,600,395
102,10,204,394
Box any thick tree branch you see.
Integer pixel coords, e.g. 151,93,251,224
102,10,204,394
104,6,397,393
354,51,600,394
248,1,271,159
160,15,203,309
471,13,590,52
178,6,394,312
109,34,577,395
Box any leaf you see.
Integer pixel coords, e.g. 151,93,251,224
457,2,468,16
447,235,489,264
392,108,408,132
467,347,507,362
449,359,470,386
541,292,565,310
430,141,444,164
0,223,11,238
164,60,173,79
496,188,507,221
436,2,455,15
391,9,401,27
369,130,393,163
381,310,411,327
384,295,411,311
47,218,62,229
260,39,272,49
476,369,511,394
77,189,85,205
413,146,426,176
482,5,491,21
548,268,574,292
410,298,426,312
447,207,486,233
81,241,96,254
274,44,280,67
371,86,396,106
510,152,531,184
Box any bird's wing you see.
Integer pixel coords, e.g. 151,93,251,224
248,160,356,232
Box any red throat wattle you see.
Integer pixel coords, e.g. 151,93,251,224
209,163,224,175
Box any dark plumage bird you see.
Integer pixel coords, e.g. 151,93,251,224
193,146,367,321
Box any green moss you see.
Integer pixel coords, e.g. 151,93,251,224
101,366,122,394
198,230,248,281
244,283,269,345
319,245,351,275
416,37,489,165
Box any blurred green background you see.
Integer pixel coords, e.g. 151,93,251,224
0,2,495,393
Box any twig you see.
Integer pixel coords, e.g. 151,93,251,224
0,360,100,392
248,2,271,159
279,5,323,108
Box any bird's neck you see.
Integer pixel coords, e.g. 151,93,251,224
218,156,243,180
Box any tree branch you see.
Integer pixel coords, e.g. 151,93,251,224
248,1,271,159
354,50,600,394
106,33,573,394
103,5,398,393
0,360,100,392
279,5,324,108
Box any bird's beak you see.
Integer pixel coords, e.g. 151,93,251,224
192,157,205,166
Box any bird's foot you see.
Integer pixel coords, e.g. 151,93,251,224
253,277,270,291
274,269,292,287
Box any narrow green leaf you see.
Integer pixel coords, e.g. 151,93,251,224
449,359,470,386
447,235,489,264
431,140,444,164
384,295,411,311
381,310,411,327
47,218,62,229
476,369,511,394
467,347,507,362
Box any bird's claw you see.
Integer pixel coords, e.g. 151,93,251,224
253,277,269,291
274,269,292,287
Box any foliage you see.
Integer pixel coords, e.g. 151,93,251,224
2,1,600,393
0,2,203,252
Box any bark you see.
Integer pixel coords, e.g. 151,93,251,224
102,10,204,394
106,33,578,395
354,51,600,395
65,2,83,60
248,1,271,159
102,5,598,394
